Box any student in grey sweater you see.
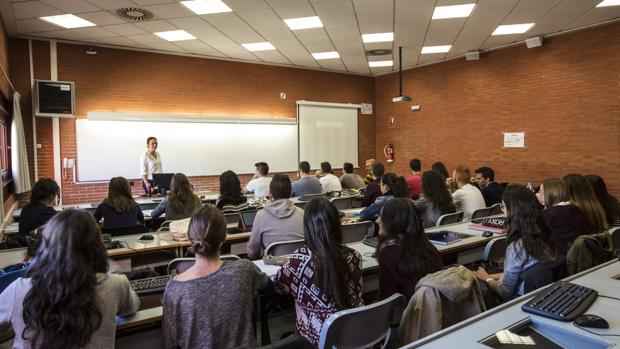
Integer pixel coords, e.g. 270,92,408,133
164,206,270,349
0,210,139,349
248,174,305,259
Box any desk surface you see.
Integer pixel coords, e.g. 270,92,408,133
408,260,620,349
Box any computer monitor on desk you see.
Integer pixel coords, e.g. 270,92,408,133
152,173,174,196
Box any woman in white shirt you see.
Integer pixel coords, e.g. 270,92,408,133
140,136,163,195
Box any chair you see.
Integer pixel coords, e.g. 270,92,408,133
294,201,308,210
167,255,241,275
232,334,313,349
318,293,405,349
102,224,147,237
435,211,464,226
223,213,240,225
471,207,493,222
490,203,502,215
481,237,508,273
342,221,374,244
299,193,328,201
566,231,614,275
265,239,305,257
0,263,30,293
610,227,620,254
331,196,353,210
519,259,566,294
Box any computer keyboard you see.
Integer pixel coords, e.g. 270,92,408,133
130,275,172,295
521,281,597,321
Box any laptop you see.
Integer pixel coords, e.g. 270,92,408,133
238,211,258,232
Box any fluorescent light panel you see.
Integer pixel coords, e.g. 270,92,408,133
421,45,452,54
242,42,275,51
154,30,196,41
284,16,323,30
180,0,232,14
312,51,340,60
369,60,393,67
432,4,476,19
39,14,95,29
492,23,535,35
362,32,393,43
596,0,620,6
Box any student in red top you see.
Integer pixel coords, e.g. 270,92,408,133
406,159,422,199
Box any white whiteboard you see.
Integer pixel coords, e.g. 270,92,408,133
75,119,298,181
298,104,359,169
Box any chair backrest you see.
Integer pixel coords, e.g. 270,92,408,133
489,203,502,215
101,224,147,237
167,255,240,275
0,263,30,293
482,237,508,270
265,239,305,257
436,211,464,227
331,197,354,210
223,213,240,225
299,193,328,201
342,221,374,244
610,227,620,254
318,293,405,349
519,260,566,294
471,207,493,221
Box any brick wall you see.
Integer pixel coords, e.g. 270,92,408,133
0,16,9,99
375,22,620,196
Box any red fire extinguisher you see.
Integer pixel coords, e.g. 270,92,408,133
384,144,395,163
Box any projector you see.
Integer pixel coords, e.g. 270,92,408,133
392,95,412,102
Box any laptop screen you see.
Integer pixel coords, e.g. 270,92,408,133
240,211,257,229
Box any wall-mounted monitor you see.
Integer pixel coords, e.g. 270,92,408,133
35,80,75,117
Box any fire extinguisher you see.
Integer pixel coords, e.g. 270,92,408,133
384,144,395,163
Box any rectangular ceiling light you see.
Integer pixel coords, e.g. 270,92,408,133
596,0,620,6
180,0,232,14
362,32,394,43
39,14,96,29
284,16,323,30
154,30,196,41
421,45,452,54
368,60,393,67
242,42,276,52
432,4,476,19
312,51,340,60
492,23,535,35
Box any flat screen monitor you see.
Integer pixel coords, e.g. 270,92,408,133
153,173,174,195
35,80,75,117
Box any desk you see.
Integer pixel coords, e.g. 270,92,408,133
408,259,620,349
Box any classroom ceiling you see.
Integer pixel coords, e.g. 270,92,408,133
1,0,620,76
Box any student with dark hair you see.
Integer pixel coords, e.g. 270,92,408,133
216,170,249,213
362,161,385,207
475,185,556,300
247,174,304,259
0,210,139,348
586,175,620,227
414,170,456,228
359,173,408,221
140,136,162,195
340,162,365,189
276,198,363,345
163,206,270,349
151,173,202,220
291,161,322,196
431,162,449,179
377,198,442,300
563,174,607,234
406,159,423,199
319,162,342,193
451,165,485,220
18,178,59,238
538,178,588,257
94,177,145,228
474,166,504,206
245,162,272,197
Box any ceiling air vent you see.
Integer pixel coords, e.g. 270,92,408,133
115,8,154,22
366,49,393,56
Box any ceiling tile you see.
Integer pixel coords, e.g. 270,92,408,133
269,4,316,19
103,23,147,35
41,0,100,13
143,3,195,19
503,0,563,24
93,36,147,47
134,19,178,32
201,12,263,43
71,26,118,38
125,33,166,44
17,18,60,33
131,0,176,5
224,0,270,12
78,11,127,25
87,0,142,11
37,29,89,41
13,1,63,19
355,0,394,34
252,50,290,64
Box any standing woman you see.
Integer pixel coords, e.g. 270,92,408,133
0,210,140,348
140,136,162,195
151,173,202,221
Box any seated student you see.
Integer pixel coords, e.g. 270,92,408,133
563,173,607,234
406,159,423,199
451,165,485,220
18,178,59,239
0,210,139,348
318,162,342,193
151,173,202,221
362,161,384,207
363,158,376,184
215,170,250,213
247,174,304,259
244,162,272,197
538,178,588,257
474,167,504,206
431,161,450,179
377,198,442,300
163,206,270,349
586,175,620,227
414,170,456,228
359,173,408,221
291,161,322,197
94,176,145,228
339,162,365,190
475,185,556,301
276,198,363,345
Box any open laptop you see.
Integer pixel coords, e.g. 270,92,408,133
238,211,258,232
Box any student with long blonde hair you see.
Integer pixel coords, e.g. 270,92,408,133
563,174,607,234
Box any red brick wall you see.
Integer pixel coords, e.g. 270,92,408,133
375,22,620,196
0,16,10,99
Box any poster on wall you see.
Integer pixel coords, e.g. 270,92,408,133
503,132,525,148
361,103,373,114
